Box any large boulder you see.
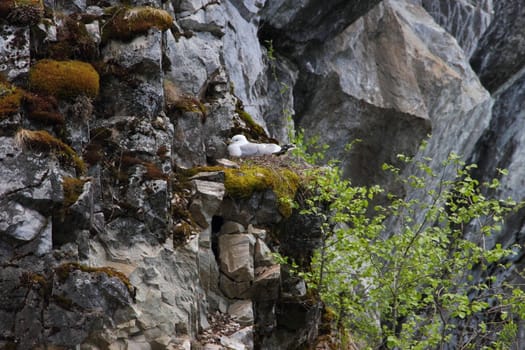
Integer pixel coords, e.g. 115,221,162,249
293,0,491,187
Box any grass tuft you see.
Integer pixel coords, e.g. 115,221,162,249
15,129,86,174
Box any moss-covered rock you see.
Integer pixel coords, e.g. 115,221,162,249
0,0,44,26
24,92,64,125
62,177,87,208
54,262,135,297
232,99,276,143
187,163,300,217
29,59,99,99
164,78,207,117
15,129,86,174
0,80,23,117
103,6,173,42
42,14,99,61
236,107,266,137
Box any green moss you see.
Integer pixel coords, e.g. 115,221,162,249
20,271,48,289
0,80,23,117
54,262,135,297
173,221,193,247
29,59,99,99
188,164,300,217
15,129,86,174
103,6,173,42
236,108,266,137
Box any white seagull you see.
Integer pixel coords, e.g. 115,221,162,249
227,134,294,157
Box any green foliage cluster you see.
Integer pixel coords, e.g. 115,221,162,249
282,137,524,349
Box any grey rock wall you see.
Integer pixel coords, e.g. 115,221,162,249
2,0,525,348
470,0,525,92
421,0,494,58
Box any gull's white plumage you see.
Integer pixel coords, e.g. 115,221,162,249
227,134,282,157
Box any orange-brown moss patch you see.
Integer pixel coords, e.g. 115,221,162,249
0,0,44,26
29,59,99,99
164,80,207,117
0,80,23,117
24,92,64,125
156,145,169,160
54,262,135,297
15,129,86,174
118,152,168,181
62,176,87,207
83,143,103,165
44,14,98,60
103,6,173,42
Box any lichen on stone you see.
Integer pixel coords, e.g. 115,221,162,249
15,129,86,174
102,6,173,42
29,59,100,99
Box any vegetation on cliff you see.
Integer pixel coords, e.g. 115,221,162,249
29,59,99,99
0,0,44,26
280,137,525,349
187,161,300,218
0,79,23,117
102,6,173,42
15,129,86,174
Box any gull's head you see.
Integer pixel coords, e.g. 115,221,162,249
230,134,248,144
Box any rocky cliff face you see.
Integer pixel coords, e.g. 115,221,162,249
1,0,525,349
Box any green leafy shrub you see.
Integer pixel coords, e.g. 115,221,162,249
283,138,524,349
